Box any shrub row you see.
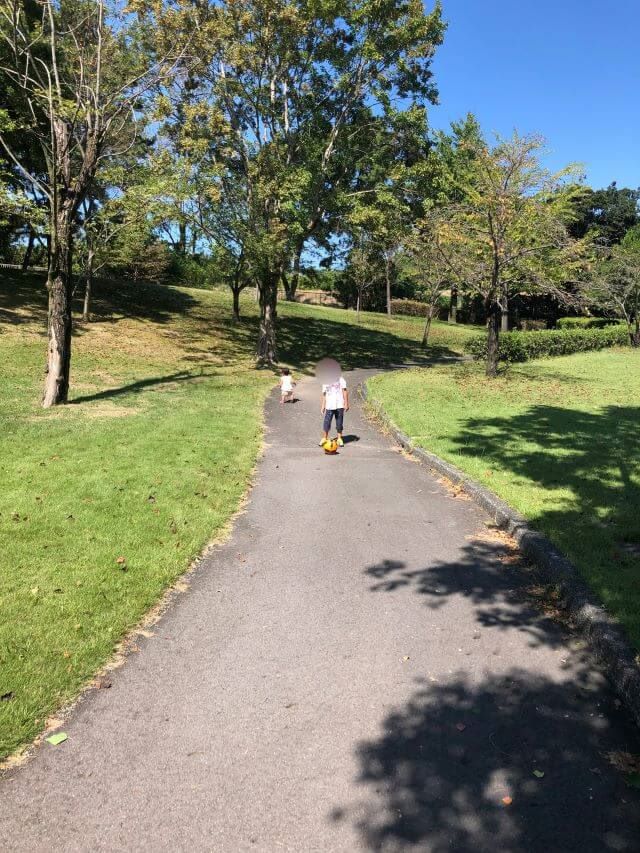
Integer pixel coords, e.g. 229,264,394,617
465,324,629,363
556,316,619,330
390,297,448,317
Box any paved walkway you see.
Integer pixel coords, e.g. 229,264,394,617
2,370,640,852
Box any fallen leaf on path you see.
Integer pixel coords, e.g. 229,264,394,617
533,770,545,778
402,656,410,662
46,732,68,746
501,796,512,806
455,723,466,732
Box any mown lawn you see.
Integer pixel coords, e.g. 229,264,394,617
367,351,640,652
0,274,472,760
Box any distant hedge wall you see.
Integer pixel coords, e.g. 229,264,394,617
390,297,448,317
556,317,620,330
465,325,629,363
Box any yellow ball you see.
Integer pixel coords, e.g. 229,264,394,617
322,438,338,454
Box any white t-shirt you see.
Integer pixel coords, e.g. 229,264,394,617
323,377,347,410
281,376,294,393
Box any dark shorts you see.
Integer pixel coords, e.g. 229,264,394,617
323,408,344,433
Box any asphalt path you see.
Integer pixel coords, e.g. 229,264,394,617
1,369,639,852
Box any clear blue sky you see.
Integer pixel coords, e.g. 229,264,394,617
429,0,639,189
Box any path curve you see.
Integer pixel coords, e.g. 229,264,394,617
1,369,639,852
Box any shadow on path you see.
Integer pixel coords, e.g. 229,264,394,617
330,537,640,850
333,669,640,852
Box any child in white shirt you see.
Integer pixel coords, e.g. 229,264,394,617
320,376,349,446
280,369,295,404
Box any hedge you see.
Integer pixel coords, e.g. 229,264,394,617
556,317,620,330
465,324,629,363
390,297,448,317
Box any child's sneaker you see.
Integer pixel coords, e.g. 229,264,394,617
337,436,344,447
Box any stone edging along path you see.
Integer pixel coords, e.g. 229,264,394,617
359,381,640,729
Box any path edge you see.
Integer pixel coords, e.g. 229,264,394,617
359,381,640,728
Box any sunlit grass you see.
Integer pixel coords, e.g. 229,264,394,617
368,351,640,650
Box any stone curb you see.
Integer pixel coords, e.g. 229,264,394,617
359,381,640,729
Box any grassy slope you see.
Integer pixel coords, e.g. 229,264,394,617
0,274,472,759
368,352,640,651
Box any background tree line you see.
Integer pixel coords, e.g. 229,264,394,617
1,0,638,402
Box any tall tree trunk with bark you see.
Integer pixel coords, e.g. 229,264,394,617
22,227,36,271
232,286,241,321
421,309,434,348
256,271,278,364
82,246,95,322
42,213,73,407
486,300,501,378
178,219,187,255
385,253,392,317
282,240,304,302
500,294,509,332
448,284,458,324
630,312,639,347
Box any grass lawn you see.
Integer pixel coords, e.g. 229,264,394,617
367,351,640,652
0,273,472,760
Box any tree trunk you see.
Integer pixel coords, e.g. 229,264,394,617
22,227,36,271
486,301,501,378
500,296,509,332
256,273,278,364
232,287,241,321
82,247,95,322
385,254,392,317
282,240,304,302
448,285,458,324
421,312,433,348
630,314,640,347
356,289,361,323
42,220,73,407
178,220,187,255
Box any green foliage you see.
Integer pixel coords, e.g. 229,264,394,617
556,317,618,329
391,297,448,317
568,183,640,245
167,254,222,290
465,325,629,363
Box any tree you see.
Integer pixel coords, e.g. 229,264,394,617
588,229,640,346
0,1,185,405
399,222,451,347
568,183,640,246
152,0,445,364
434,131,585,376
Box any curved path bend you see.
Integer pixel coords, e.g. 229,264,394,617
1,369,639,852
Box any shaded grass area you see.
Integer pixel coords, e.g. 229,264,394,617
368,351,640,652
0,274,474,760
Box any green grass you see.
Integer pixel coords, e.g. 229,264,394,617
0,274,473,760
368,351,640,651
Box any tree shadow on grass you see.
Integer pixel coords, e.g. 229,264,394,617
277,314,459,372
69,369,217,404
0,273,198,330
449,405,640,649
0,272,48,327
333,669,640,852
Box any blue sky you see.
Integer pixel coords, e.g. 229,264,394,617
429,0,639,189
